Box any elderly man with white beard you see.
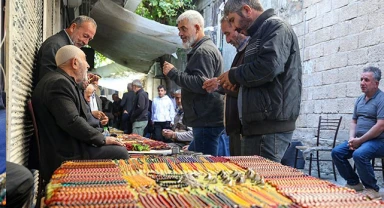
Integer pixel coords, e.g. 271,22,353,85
162,10,224,156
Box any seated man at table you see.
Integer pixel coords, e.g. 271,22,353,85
162,89,193,148
32,45,129,182
84,84,108,131
332,66,384,200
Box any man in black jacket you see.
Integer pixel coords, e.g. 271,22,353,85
219,0,302,162
129,79,149,136
203,17,249,156
121,83,135,133
163,10,224,156
32,45,128,182
34,16,97,87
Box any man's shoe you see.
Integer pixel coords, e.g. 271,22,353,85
345,183,364,191
362,188,382,200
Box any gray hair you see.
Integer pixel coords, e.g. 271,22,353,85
174,89,181,95
132,79,143,88
70,15,97,29
177,10,204,28
127,83,133,90
220,16,228,24
224,0,263,16
363,66,382,82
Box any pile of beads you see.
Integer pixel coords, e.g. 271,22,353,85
45,155,384,207
227,155,384,207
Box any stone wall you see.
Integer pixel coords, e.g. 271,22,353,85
269,0,384,174
196,0,384,174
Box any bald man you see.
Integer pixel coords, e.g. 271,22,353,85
32,45,129,182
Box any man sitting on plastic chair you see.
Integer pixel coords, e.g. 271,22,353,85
332,66,384,200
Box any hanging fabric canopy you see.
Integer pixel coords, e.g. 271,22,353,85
90,0,182,73
93,63,147,91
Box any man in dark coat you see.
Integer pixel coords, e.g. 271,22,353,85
203,18,249,156
32,45,128,182
112,93,123,128
120,83,135,133
129,80,149,136
219,0,302,162
163,10,224,156
33,15,97,87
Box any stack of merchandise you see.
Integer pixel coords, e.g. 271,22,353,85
44,156,383,207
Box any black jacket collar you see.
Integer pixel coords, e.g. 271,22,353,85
189,36,211,54
56,68,78,86
247,9,276,36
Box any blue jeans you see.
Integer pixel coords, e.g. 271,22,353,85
332,140,384,191
188,126,224,156
241,131,293,162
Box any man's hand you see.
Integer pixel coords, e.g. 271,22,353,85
105,136,125,146
162,129,175,140
163,61,174,76
92,111,104,119
123,110,128,114
100,115,109,126
203,78,220,93
218,71,237,91
348,137,363,150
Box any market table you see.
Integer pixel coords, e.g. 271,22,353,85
43,155,384,207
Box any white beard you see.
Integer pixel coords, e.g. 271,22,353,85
182,34,197,49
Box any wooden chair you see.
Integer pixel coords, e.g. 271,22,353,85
294,116,342,181
27,99,45,208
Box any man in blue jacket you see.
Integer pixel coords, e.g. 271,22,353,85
219,0,302,162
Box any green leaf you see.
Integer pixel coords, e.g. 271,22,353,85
135,0,195,25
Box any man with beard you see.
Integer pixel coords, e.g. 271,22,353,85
32,45,128,182
332,67,384,200
218,0,302,162
162,10,224,156
33,16,97,87
203,17,249,156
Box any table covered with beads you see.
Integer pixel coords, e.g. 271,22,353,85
44,155,383,207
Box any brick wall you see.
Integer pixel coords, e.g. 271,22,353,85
261,0,384,175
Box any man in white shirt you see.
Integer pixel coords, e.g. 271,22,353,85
88,72,104,120
151,85,175,142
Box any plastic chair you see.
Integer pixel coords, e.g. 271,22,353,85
27,99,45,208
294,116,342,181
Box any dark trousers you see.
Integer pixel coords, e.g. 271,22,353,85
6,162,34,208
87,145,129,159
153,121,172,142
229,132,242,156
122,113,132,134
